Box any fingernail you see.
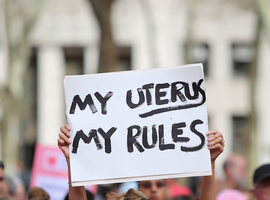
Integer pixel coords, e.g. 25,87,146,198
68,139,72,144
66,125,71,130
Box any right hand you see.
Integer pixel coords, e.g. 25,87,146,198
207,130,225,162
58,124,72,160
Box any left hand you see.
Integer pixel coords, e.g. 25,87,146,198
207,130,225,161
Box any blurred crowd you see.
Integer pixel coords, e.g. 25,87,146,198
0,154,270,200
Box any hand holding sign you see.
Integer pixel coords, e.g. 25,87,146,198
207,130,225,161
58,124,72,161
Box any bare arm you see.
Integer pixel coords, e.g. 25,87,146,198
58,124,87,200
200,130,225,200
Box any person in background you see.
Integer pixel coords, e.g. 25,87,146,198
252,163,270,200
222,153,248,191
1,175,26,200
138,179,167,200
106,189,147,200
217,153,249,199
166,178,193,198
0,196,12,200
4,176,16,199
217,189,247,200
27,186,50,200
64,189,94,200
138,179,194,200
13,177,25,200
0,161,8,199
58,125,224,200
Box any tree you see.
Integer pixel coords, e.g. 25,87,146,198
88,0,118,73
0,0,44,174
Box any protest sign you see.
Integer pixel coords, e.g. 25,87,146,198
30,144,97,200
64,63,211,186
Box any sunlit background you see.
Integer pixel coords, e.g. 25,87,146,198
0,0,270,198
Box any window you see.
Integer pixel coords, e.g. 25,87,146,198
63,47,84,75
185,43,210,77
116,46,132,71
232,43,255,76
232,115,249,156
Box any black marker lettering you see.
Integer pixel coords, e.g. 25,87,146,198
181,119,205,152
94,92,113,114
172,122,190,142
69,94,97,114
97,127,117,153
127,125,145,153
139,79,206,118
142,83,154,105
171,82,187,102
126,89,145,109
155,83,170,105
72,129,102,154
159,124,175,151
142,125,157,149
182,82,200,100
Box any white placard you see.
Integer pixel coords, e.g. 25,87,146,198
64,63,211,186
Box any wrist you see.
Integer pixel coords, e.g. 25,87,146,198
66,157,70,163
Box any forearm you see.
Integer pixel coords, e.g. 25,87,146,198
200,161,216,200
67,158,87,200
69,185,86,200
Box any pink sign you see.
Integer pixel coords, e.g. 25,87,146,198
30,143,97,200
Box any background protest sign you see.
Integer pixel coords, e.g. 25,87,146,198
30,144,97,200
64,63,211,186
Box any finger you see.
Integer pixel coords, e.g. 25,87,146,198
208,141,223,149
65,124,71,131
207,130,222,138
208,142,224,152
59,132,72,144
212,132,225,147
206,130,218,136
60,124,71,133
57,138,66,147
209,139,225,151
207,131,223,142
60,126,71,138
209,135,223,145
220,138,225,145
218,144,224,153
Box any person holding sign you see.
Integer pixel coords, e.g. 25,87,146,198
107,188,148,200
58,124,225,200
138,179,168,200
